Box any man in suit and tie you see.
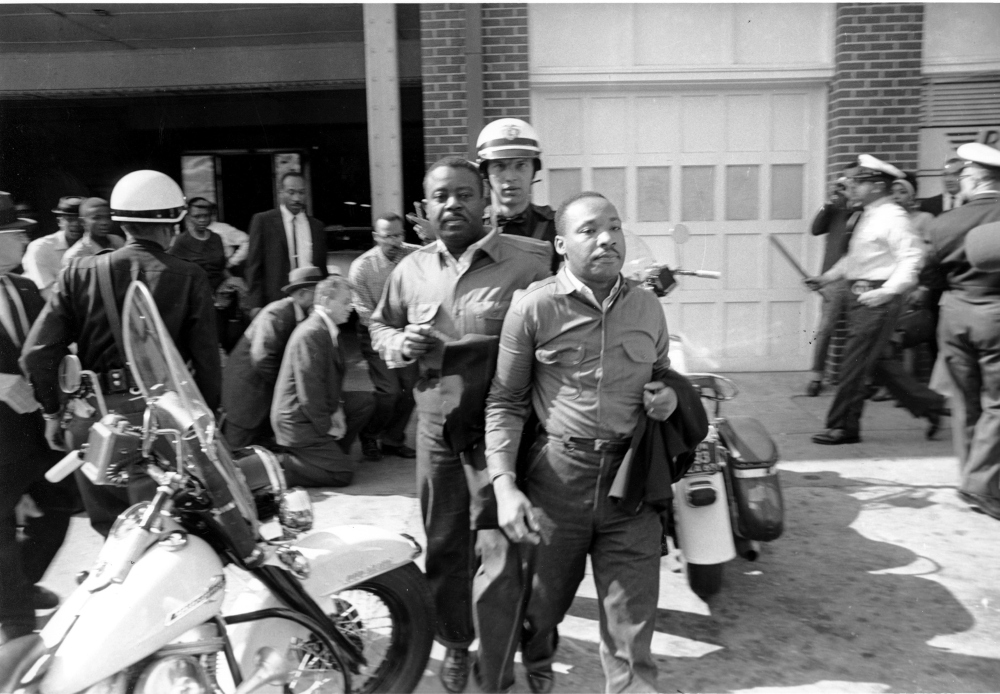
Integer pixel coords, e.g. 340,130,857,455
246,171,328,318
919,158,966,216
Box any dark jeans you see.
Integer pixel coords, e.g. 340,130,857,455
826,289,905,436
0,410,76,637
939,296,1000,501
357,324,417,447
521,437,661,693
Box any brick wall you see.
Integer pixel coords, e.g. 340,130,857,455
420,3,530,167
827,3,924,183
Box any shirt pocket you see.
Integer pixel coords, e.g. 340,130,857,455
407,301,440,325
470,300,511,336
534,344,584,400
608,336,658,392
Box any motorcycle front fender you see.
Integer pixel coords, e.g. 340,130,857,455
39,535,225,694
673,472,737,565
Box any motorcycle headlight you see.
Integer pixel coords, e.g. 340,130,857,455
134,656,210,694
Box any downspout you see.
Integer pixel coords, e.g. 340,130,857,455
465,5,484,160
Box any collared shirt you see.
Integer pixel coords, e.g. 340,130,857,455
314,305,341,345
61,233,125,268
209,222,249,267
563,267,622,312
826,196,922,295
369,231,551,371
280,204,313,271
22,230,77,299
348,242,419,327
484,266,671,477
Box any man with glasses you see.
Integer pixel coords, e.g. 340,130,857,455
922,143,1000,519
348,213,420,461
806,155,924,445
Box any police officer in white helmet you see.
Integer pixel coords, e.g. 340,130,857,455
477,118,559,270
22,170,221,537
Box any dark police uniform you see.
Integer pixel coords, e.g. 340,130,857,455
22,238,221,535
922,191,1000,510
488,203,559,273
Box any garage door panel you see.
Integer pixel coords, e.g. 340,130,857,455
772,93,810,151
589,98,628,154
541,98,584,155
769,232,808,289
726,94,769,152
768,301,805,357
724,302,764,358
681,95,724,153
679,302,722,368
635,96,678,153
724,235,761,290
593,167,628,220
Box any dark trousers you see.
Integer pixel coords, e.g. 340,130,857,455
521,438,661,693
281,390,375,488
938,296,1000,501
811,280,849,375
223,417,275,450
357,324,417,447
826,289,905,435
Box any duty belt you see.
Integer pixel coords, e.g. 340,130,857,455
849,279,886,295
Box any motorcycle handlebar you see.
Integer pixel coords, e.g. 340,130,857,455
45,450,85,483
674,270,722,279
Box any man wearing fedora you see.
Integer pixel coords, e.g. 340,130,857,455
922,143,1000,520
22,196,85,300
805,154,925,445
0,193,33,274
222,266,322,449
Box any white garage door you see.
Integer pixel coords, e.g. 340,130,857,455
532,86,827,372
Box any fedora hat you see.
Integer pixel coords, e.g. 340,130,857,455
282,266,323,294
0,192,34,232
52,196,85,217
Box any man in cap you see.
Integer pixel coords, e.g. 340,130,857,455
0,193,33,274
60,197,124,267
920,157,966,216
22,196,85,299
271,275,374,488
21,170,221,537
369,157,551,692
222,265,322,449
246,171,328,318
348,212,420,461
806,155,925,445
921,143,1000,519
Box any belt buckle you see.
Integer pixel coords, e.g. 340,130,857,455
593,439,615,452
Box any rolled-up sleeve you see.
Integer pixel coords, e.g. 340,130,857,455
484,296,536,478
368,269,412,368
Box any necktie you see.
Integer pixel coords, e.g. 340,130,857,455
0,277,27,348
841,210,861,256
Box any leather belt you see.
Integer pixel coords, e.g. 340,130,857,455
560,436,631,453
849,279,886,295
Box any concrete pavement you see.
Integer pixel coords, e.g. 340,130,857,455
39,372,1000,692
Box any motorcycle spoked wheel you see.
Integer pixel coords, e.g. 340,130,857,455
288,563,435,694
686,562,725,599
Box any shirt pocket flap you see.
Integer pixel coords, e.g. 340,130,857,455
535,345,584,365
622,338,656,364
407,301,440,325
479,302,510,321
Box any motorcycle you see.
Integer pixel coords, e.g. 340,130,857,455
0,281,435,694
629,229,785,599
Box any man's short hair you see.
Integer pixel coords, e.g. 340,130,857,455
121,221,173,238
423,157,483,192
188,197,215,211
314,274,350,306
376,212,403,225
281,171,305,187
555,191,609,236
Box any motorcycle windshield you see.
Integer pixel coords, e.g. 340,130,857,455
122,280,257,529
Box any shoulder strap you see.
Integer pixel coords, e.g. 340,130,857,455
97,252,128,363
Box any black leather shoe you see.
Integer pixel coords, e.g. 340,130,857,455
32,586,59,611
361,438,382,462
812,429,861,445
439,648,470,693
805,379,823,397
527,669,555,694
926,412,942,440
381,443,416,459
959,491,1000,521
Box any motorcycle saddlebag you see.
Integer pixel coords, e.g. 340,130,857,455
716,416,784,542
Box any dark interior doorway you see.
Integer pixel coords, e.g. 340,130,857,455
219,154,274,232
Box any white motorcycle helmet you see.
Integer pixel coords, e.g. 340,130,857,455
110,170,187,224
476,118,543,173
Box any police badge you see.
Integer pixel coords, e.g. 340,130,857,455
502,123,520,140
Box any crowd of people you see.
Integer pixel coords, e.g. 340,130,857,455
2,113,999,694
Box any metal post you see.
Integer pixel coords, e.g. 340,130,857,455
465,5,484,160
363,4,404,224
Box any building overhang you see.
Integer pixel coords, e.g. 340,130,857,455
531,65,835,91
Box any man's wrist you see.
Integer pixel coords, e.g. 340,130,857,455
42,409,61,421
490,470,516,485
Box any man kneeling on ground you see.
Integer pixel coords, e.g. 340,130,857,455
271,275,374,487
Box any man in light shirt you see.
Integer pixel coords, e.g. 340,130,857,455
806,154,926,445
246,172,327,318
22,196,84,299
60,198,124,268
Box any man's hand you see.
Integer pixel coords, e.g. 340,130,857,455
857,287,895,307
494,476,540,545
401,324,439,359
44,417,67,452
803,276,828,292
643,381,678,421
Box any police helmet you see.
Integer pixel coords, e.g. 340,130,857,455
476,118,543,173
110,170,187,224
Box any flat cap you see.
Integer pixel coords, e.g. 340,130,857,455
856,154,905,180
966,221,1000,272
957,143,1000,171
